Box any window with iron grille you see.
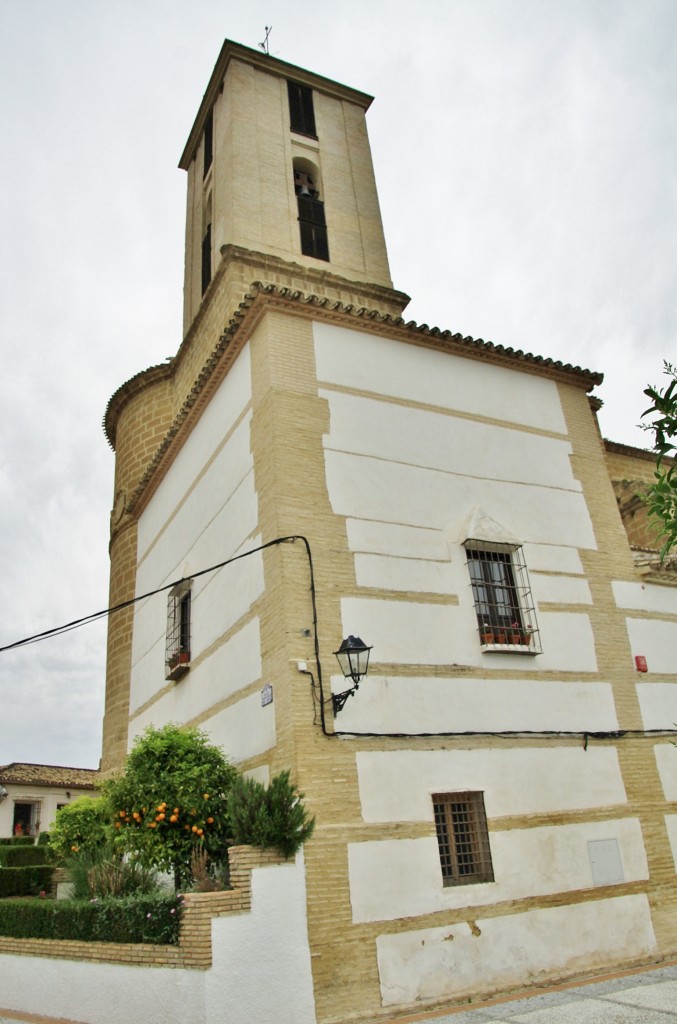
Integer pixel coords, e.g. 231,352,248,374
165,581,191,679
433,792,494,886
464,541,540,651
288,80,316,138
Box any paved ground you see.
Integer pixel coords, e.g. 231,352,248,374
1,961,676,1023
379,961,677,1023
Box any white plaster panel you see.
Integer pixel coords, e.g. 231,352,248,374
531,574,592,605
340,598,597,673
349,818,647,923
313,322,568,433
356,748,627,821
339,598,456,665
376,895,656,1007
324,450,597,549
166,481,259,601
346,519,449,560
129,545,264,715
207,852,316,1024
654,744,677,801
129,686,275,764
203,691,277,764
191,545,264,651
636,683,677,729
613,580,677,614
130,619,261,721
137,347,251,559
320,389,577,490
522,542,584,574
665,815,677,872
354,553,455,594
626,618,677,675
137,422,255,583
334,676,617,734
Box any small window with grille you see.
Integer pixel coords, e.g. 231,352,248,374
165,581,191,680
464,541,540,652
433,792,494,887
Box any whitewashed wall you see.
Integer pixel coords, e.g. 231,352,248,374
314,322,604,737
128,346,271,762
612,581,677,727
350,818,647,922
376,895,656,1008
0,855,316,1024
349,747,638,922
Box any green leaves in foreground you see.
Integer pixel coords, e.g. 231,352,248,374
642,361,677,559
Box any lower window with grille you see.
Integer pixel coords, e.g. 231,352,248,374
433,791,494,886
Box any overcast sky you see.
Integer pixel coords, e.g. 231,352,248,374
1,0,675,770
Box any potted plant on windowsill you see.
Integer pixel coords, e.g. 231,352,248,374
480,622,495,644
508,622,522,645
168,647,190,671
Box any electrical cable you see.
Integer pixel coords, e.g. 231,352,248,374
5,535,674,748
0,535,300,654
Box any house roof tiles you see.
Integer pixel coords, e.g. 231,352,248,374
0,763,99,789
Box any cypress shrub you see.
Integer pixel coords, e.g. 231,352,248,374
227,770,315,858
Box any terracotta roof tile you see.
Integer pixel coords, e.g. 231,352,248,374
0,763,99,789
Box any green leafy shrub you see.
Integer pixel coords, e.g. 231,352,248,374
104,724,238,888
0,845,48,867
0,837,34,847
67,844,163,900
227,770,315,858
642,361,677,558
49,797,111,862
0,866,53,898
0,894,182,945
37,831,51,847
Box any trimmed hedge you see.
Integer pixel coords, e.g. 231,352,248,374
0,894,183,945
0,837,34,847
0,866,53,898
0,846,49,867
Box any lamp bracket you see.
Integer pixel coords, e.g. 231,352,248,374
332,683,359,716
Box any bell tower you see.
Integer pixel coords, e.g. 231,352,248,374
178,40,405,334
101,40,408,774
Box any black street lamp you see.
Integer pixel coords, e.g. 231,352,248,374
332,635,372,715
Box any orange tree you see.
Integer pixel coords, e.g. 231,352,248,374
104,724,237,889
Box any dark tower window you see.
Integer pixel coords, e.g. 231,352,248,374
294,167,329,261
203,109,213,178
288,80,316,138
201,222,212,294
